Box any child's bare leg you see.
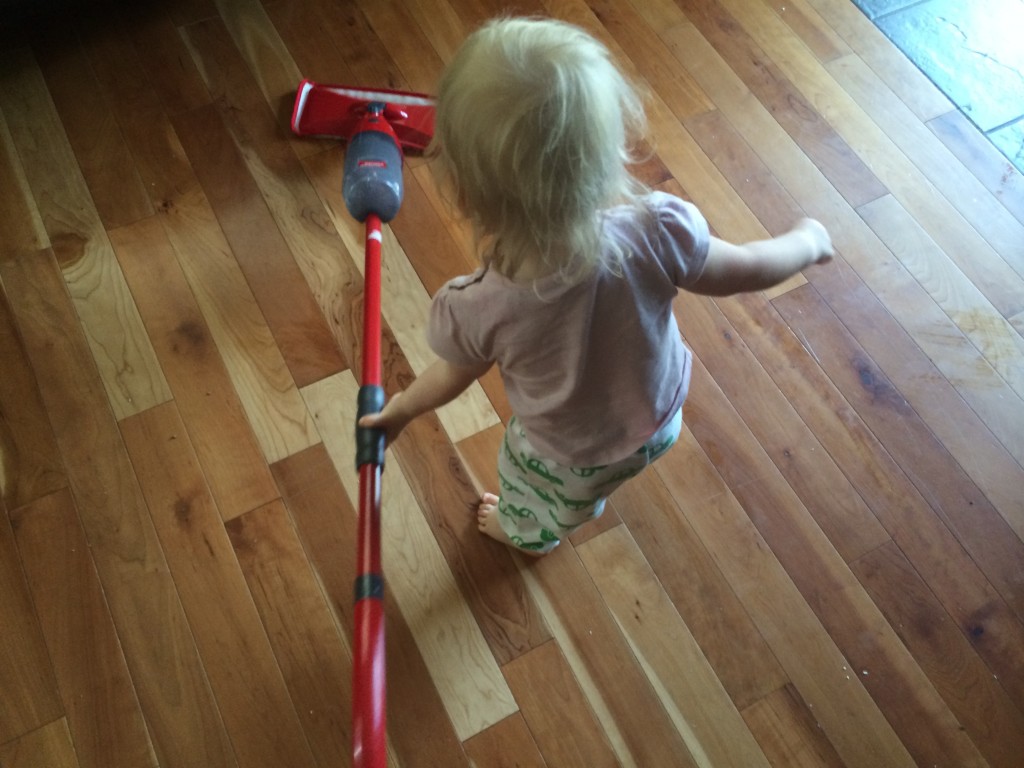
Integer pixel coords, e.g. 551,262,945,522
476,493,546,557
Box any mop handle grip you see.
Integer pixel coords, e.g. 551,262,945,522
355,385,386,469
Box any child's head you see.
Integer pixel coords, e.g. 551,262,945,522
432,17,647,278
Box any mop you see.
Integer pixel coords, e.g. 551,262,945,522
292,78,435,768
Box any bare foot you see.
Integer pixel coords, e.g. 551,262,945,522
476,493,547,557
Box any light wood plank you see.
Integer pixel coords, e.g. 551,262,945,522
12,488,158,768
1,248,236,768
579,526,773,768
109,215,278,521
0,107,49,260
302,371,518,741
0,47,171,421
120,401,318,768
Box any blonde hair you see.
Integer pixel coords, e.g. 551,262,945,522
430,17,648,280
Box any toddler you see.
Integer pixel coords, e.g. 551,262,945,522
359,17,833,555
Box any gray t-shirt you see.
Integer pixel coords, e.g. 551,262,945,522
428,192,710,466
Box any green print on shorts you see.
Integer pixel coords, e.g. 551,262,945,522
498,471,526,496
501,502,539,522
503,438,528,475
598,466,642,489
525,480,557,505
510,535,546,551
570,465,607,478
540,529,559,543
554,488,599,511
525,456,565,486
548,508,583,531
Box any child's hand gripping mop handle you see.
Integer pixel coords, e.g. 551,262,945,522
343,102,404,768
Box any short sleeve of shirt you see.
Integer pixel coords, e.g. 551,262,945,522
426,271,493,366
651,192,711,288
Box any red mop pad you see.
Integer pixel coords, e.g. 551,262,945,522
291,79,435,152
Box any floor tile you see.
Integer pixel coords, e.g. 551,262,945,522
875,0,1024,133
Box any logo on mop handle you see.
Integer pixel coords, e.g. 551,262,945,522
357,159,388,168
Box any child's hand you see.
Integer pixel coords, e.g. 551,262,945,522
357,392,411,447
795,218,834,265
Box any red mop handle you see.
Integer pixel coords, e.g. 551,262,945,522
353,213,386,768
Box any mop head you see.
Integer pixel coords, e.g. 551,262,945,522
291,79,435,153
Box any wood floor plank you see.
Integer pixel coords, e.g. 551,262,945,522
713,0,1024,317
804,0,953,121
609,469,788,711
11,488,158,768
740,684,846,768
225,500,352,768
173,102,347,387
0,719,80,768
775,283,1024,710
462,713,545,768
858,193,1024,400
502,641,621,768
0,508,62,746
927,109,1024,227
0,109,49,261
762,0,852,63
31,19,153,230
579,525,773,768
674,0,888,210
355,0,447,93
0,47,171,421
659,22,1024,515
0,287,66,511
679,347,988,767
0,248,236,768
852,541,1024,768
653,428,916,768
109,215,278,521
271,444,469,768
120,401,318,768
302,371,519,741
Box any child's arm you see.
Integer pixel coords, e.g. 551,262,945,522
688,218,833,297
357,357,492,445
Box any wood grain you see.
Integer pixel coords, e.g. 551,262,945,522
11,488,158,768
3,3,1023,766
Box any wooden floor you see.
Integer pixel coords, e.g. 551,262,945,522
2,0,1023,766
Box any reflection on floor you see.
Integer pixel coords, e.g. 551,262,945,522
853,0,1024,173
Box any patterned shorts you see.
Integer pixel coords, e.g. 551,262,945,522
495,408,683,553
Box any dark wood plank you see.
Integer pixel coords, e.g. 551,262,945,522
0,248,236,768
0,508,62,746
226,500,350,768
31,19,153,230
774,282,1024,711
271,444,471,768
852,541,1024,768
120,401,318,768
0,288,66,511
11,488,158,768
109,216,278,521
